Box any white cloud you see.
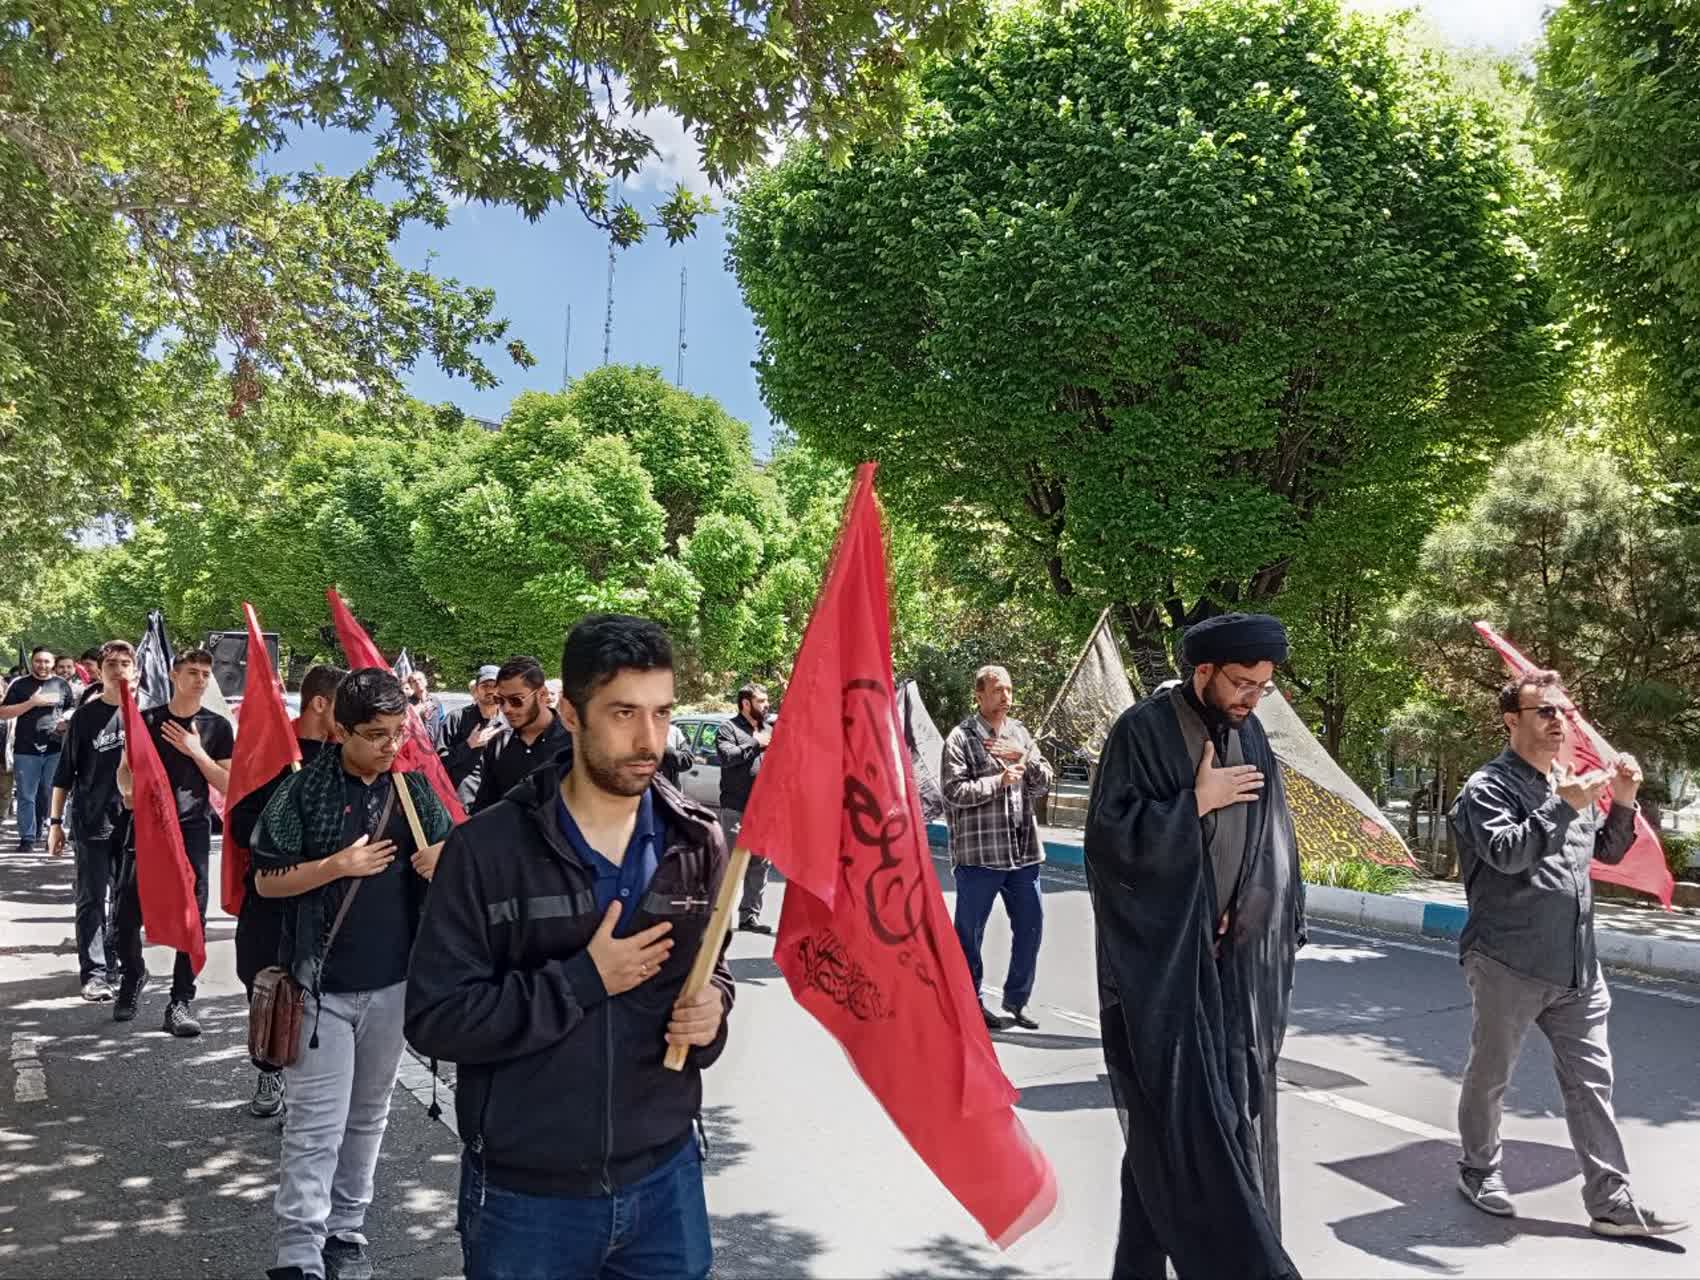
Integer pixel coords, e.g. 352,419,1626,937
1349,0,1550,52
622,94,715,195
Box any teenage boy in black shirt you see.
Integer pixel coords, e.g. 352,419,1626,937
47,642,139,1003
117,647,234,1037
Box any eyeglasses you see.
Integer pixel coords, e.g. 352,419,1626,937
353,728,408,747
1516,705,1561,721
1215,671,1278,699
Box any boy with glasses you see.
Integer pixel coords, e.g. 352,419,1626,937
470,655,568,814
252,668,452,1280
1449,670,1685,1237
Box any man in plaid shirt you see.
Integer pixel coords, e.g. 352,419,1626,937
942,665,1054,1031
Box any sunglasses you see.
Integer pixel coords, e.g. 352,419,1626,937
496,692,536,711
1516,705,1561,721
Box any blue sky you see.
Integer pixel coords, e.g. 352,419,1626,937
289,0,1549,455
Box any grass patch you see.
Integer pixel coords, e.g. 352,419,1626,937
1301,854,1416,896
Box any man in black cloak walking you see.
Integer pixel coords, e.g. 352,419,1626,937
1085,612,1305,1280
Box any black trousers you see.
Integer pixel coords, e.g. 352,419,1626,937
112,820,211,1002
72,833,123,984
235,886,287,996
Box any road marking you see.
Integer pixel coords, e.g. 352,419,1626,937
10,1034,45,1104
1283,1084,1456,1142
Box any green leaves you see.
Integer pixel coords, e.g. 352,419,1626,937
730,0,1562,680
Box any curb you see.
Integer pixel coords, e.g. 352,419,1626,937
928,824,1700,984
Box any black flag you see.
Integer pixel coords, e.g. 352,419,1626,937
136,609,176,711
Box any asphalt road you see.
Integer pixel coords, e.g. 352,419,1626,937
3,825,1697,1279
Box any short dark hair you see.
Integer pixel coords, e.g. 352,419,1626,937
561,615,673,714
99,640,135,663
335,668,407,730
736,682,768,711
79,648,101,663
1499,669,1563,716
497,655,547,689
30,645,52,658
300,664,347,709
174,647,214,669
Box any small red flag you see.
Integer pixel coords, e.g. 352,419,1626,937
326,588,467,824
740,464,1057,1247
118,677,206,973
1474,622,1675,908
220,603,302,916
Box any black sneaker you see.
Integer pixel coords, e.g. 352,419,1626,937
1002,1006,1040,1030
265,1267,324,1280
739,919,775,936
321,1234,373,1280
113,970,150,1022
163,1000,202,1038
17,840,34,853
250,1069,287,1119
81,976,113,1003
980,1004,1013,1031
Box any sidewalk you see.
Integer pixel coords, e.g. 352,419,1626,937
926,821,1700,984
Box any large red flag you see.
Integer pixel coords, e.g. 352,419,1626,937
740,464,1057,1247
220,603,303,916
118,678,206,972
326,588,466,823
1474,621,1675,907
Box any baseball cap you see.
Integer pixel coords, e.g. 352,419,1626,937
476,664,500,683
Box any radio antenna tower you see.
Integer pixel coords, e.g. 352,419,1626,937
676,266,688,386
601,182,622,367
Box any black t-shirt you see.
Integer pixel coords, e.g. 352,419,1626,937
319,772,417,994
141,704,236,827
2,676,74,756
53,700,127,840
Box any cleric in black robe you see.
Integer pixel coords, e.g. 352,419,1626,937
1084,612,1306,1280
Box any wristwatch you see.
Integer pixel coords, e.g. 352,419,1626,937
48,817,64,827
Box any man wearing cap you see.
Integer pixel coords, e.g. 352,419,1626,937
1084,612,1305,1280
439,665,505,809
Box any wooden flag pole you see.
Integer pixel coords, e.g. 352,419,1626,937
393,773,430,853
663,844,751,1072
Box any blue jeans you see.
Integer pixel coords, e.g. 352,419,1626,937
953,862,1044,1010
14,752,58,844
458,1138,712,1280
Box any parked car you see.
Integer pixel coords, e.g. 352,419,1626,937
668,711,777,811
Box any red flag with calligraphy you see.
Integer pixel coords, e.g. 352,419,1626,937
220,603,302,916
739,464,1057,1247
118,677,206,972
326,588,466,824
1474,621,1674,907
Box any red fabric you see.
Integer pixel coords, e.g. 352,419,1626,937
740,464,1057,1247
1474,621,1675,908
326,588,467,824
118,678,206,972
220,604,302,916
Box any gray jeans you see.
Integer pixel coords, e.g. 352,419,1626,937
275,982,408,1272
1458,952,1631,1216
719,808,770,924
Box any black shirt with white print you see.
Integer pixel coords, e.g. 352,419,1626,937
53,700,128,840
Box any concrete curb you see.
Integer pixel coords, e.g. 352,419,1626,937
927,823,1700,984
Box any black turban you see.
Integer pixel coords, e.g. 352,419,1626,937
1182,612,1289,668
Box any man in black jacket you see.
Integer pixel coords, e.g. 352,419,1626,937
226,663,345,1120
470,655,569,813
407,614,734,1280
715,683,773,934
438,664,503,807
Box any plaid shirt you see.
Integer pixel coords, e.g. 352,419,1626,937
941,714,1054,870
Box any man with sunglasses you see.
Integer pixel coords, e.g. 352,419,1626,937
1084,612,1305,1280
1449,670,1685,1238
471,656,569,814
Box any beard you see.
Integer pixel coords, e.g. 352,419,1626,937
1202,679,1255,723
579,732,659,797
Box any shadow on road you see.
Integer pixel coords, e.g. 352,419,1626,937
0,988,461,1278
1016,1073,1113,1113
1323,1136,1687,1272
1291,941,1700,1128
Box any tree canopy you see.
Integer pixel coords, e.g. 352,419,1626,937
729,0,1564,687
1536,0,1700,447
